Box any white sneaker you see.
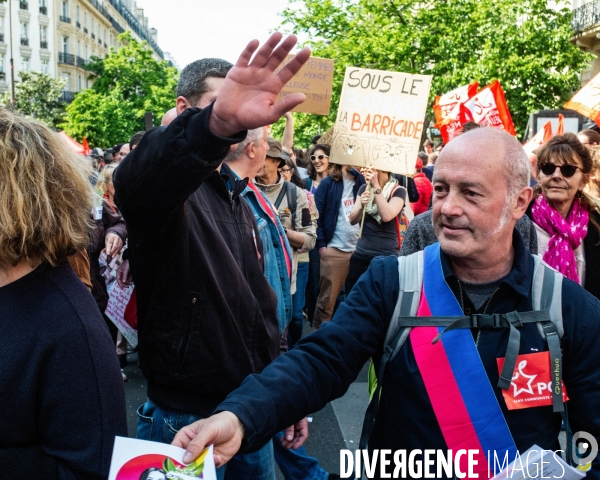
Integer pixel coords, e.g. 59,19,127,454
121,369,128,382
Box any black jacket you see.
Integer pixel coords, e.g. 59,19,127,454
114,106,279,415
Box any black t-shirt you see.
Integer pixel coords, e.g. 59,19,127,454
355,184,407,256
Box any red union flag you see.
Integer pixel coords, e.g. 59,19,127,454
523,120,553,155
497,351,568,410
433,82,479,124
439,102,475,144
565,71,600,127
463,81,516,136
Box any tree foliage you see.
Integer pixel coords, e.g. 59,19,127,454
1,72,67,129
276,0,591,145
62,32,178,147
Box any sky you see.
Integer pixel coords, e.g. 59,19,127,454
134,0,299,68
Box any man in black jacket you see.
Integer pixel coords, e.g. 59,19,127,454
114,34,310,479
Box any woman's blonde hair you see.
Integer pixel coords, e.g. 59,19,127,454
0,108,94,270
96,164,117,196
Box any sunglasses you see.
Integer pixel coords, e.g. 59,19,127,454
310,154,329,162
539,163,581,178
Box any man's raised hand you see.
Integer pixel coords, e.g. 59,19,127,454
209,33,311,137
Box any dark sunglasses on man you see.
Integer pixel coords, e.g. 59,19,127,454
310,154,329,162
539,163,580,178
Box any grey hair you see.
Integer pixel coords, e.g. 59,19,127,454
176,58,233,106
225,127,265,162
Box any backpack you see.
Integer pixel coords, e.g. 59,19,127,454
360,251,565,450
274,181,298,227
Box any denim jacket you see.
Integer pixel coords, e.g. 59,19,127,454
240,180,293,333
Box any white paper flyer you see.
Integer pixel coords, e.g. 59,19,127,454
108,436,217,480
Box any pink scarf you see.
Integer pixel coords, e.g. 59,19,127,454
531,195,589,283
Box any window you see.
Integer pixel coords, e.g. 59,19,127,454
76,6,80,22
61,1,69,18
85,44,88,61
84,12,87,29
21,22,28,38
40,25,47,42
86,77,89,89
62,37,69,54
62,73,70,91
77,40,81,57
21,56,29,72
0,54,4,73
41,60,49,74
78,75,82,91
91,18,94,32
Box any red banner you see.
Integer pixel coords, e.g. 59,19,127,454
523,120,553,155
433,82,479,125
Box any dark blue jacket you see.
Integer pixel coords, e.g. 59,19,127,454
218,232,600,478
315,170,365,249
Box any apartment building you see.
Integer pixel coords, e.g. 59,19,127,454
0,0,168,99
572,0,600,81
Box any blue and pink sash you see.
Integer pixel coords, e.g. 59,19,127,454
410,243,517,478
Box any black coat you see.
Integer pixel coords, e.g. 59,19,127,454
114,105,279,416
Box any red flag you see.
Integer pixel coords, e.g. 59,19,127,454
564,71,600,127
462,81,516,136
439,103,475,144
433,82,479,125
556,114,564,136
82,137,91,155
523,121,553,155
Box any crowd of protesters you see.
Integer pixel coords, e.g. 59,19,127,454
2,32,600,480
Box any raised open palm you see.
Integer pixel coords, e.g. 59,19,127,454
209,33,311,137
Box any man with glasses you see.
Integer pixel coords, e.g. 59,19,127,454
255,138,316,301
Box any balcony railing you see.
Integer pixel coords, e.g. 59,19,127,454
98,38,102,45
40,40,48,49
20,37,29,46
39,6,47,15
58,52,75,66
0,34,4,43
91,33,95,39
0,72,5,81
76,21,81,28
104,42,107,48
572,0,600,34
61,91,76,103
84,27,88,34
76,56,86,67
60,15,71,23
19,1,28,10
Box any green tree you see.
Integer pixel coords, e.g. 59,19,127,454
1,72,67,129
62,32,178,147
276,0,592,144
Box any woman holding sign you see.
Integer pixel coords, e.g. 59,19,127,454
345,167,406,294
313,162,365,330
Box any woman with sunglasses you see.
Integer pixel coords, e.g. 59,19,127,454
305,144,331,193
527,133,600,299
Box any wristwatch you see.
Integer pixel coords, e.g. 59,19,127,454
374,188,382,194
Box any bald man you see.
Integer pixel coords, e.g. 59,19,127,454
160,107,177,126
175,128,600,479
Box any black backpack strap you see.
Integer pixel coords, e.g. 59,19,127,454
273,182,288,210
286,182,298,228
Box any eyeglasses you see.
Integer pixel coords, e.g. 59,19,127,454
539,163,581,178
310,154,329,162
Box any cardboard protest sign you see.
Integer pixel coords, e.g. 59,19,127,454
331,67,432,176
275,55,334,115
523,120,552,155
565,71,600,127
433,82,479,125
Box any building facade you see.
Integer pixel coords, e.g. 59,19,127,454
0,0,167,99
572,0,600,82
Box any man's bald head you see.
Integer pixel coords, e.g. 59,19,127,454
436,127,530,201
161,108,177,126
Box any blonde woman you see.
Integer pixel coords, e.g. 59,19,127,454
0,109,126,477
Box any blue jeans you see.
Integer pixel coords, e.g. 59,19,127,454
273,430,328,480
289,262,309,349
136,399,276,480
